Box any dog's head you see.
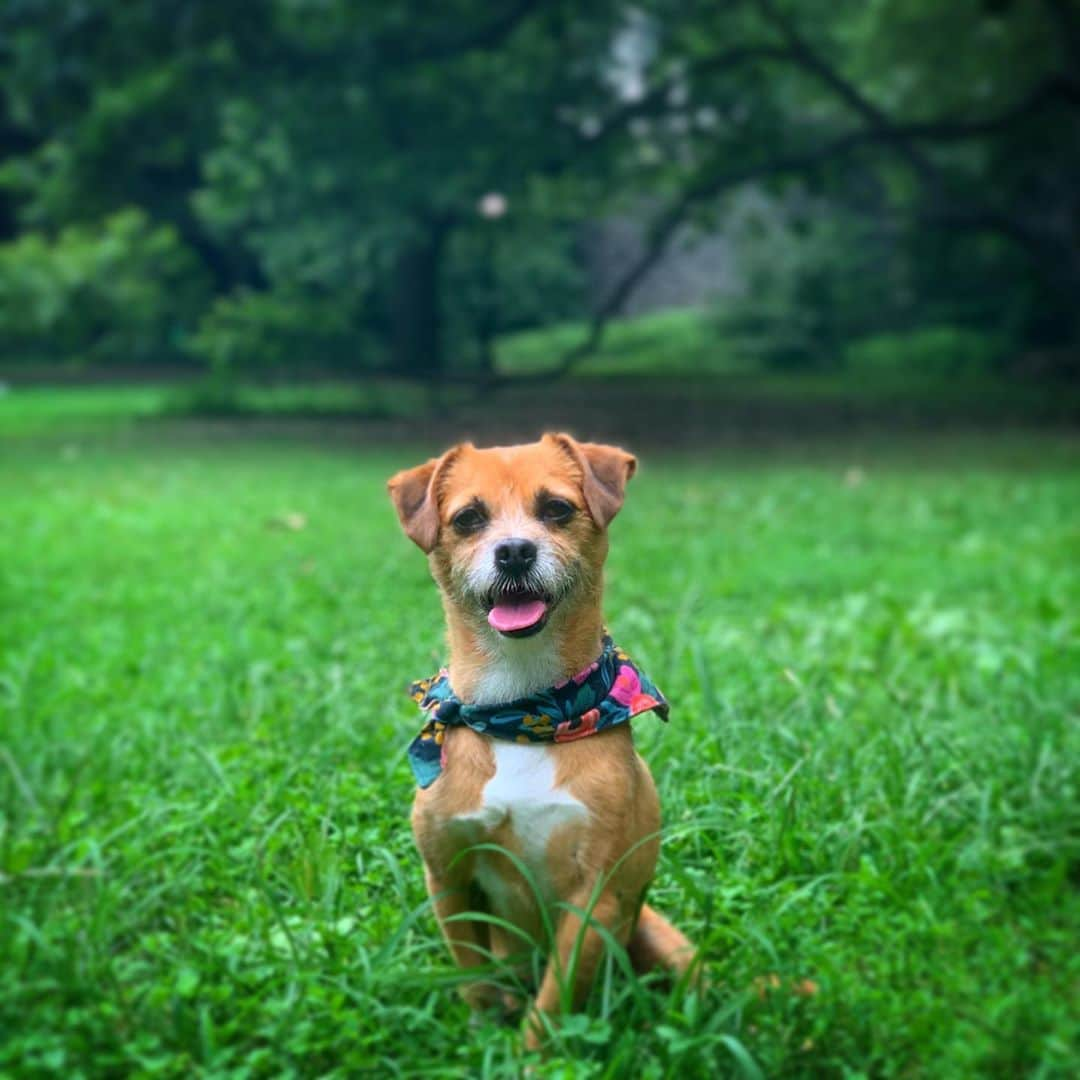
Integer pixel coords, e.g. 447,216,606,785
387,434,636,640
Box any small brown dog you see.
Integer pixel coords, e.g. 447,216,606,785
388,434,696,1048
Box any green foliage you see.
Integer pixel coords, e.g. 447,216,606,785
187,289,379,377
708,204,915,371
447,216,587,370
1,400,1078,1075
847,326,1007,376
187,4,620,374
846,0,1061,120
707,195,1035,375
0,0,1076,377
498,308,733,377
0,208,208,366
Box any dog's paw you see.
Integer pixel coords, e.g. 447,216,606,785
461,981,525,1028
458,979,503,1013
499,987,525,1019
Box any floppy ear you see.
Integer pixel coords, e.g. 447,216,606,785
546,433,637,527
387,457,439,552
387,445,470,552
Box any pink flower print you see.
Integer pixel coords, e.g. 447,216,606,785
610,666,659,717
610,665,641,706
555,707,600,743
627,692,659,717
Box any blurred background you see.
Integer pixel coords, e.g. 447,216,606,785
1,0,1077,440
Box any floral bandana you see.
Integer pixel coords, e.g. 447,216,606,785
406,634,668,789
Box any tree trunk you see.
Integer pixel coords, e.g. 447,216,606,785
389,224,446,377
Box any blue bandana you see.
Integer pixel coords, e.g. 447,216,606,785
406,634,668,788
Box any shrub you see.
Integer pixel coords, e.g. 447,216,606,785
845,326,1008,376
709,200,900,371
444,215,587,373
0,208,208,367
186,289,378,377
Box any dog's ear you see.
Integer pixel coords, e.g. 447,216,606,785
546,433,637,527
387,457,440,552
387,446,468,553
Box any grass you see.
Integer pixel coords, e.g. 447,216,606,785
496,309,732,377
0,381,429,439
3,309,1077,438
1,388,1078,1077
0,384,174,438
495,309,1080,425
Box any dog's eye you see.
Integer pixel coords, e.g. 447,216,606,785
451,506,487,534
539,498,576,524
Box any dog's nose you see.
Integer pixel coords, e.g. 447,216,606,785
495,538,537,578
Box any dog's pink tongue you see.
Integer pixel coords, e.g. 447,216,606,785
488,599,548,633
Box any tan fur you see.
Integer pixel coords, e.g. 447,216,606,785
388,434,698,1049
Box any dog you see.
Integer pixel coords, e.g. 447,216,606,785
388,433,696,1049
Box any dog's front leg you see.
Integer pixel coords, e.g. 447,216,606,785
423,867,506,1014
523,886,634,1052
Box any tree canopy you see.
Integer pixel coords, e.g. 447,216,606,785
1,0,1076,377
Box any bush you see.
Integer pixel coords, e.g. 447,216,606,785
444,214,587,372
186,289,378,377
0,208,208,367
709,200,900,371
845,326,1008,376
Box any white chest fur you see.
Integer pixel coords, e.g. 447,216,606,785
451,742,588,909
469,632,563,705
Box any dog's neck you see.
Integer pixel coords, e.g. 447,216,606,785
445,601,604,705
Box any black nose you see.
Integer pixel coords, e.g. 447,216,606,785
494,538,537,578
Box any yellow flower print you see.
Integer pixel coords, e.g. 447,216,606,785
420,720,447,744
521,713,555,737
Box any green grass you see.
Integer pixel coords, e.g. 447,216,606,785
495,309,1079,424
0,381,430,439
3,308,1076,439
1,392,1078,1077
0,384,174,438
496,309,733,377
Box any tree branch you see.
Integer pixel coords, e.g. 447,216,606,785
507,71,1078,388
575,44,796,154
755,0,942,188
505,126,924,385
490,0,1078,385
752,0,1074,293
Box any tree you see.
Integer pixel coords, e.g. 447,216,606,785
543,0,1079,375
1,0,1076,376
194,1,621,376
0,0,275,288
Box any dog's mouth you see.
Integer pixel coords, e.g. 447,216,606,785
486,584,552,638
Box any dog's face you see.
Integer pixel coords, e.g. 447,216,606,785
388,434,636,640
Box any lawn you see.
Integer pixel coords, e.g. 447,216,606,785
0,382,426,439
1,396,1078,1077
4,308,1078,440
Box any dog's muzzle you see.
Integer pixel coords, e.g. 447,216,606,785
484,536,552,637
